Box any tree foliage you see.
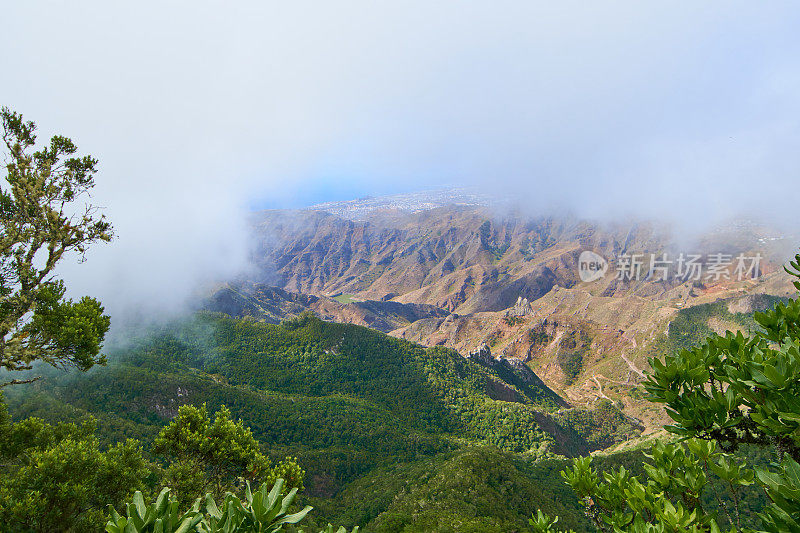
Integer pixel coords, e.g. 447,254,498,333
153,403,305,507
1,395,312,532
0,398,151,532
0,107,112,386
559,439,756,531
2,311,646,530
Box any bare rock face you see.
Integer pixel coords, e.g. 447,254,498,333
506,296,534,317
467,343,495,365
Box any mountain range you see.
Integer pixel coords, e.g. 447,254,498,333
6,190,789,531
206,193,796,432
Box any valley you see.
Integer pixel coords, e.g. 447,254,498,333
4,6,798,529
210,199,796,435
4,192,793,531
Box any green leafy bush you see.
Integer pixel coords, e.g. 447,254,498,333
202,479,311,533
107,479,357,533
0,401,151,532
106,488,203,533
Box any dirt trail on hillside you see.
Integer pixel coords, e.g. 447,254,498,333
620,332,646,378
621,352,645,379
592,375,611,401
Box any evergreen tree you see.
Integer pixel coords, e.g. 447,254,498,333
0,107,113,387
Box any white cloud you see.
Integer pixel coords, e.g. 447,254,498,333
2,1,798,319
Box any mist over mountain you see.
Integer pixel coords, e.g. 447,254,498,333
4,3,800,530
189,198,794,438
3,2,799,326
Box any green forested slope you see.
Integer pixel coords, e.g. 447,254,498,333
305,447,594,532
3,312,641,530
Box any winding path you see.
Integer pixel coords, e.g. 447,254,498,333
620,332,646,378
621,352,645,379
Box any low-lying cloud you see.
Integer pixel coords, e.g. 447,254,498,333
2,1,798,323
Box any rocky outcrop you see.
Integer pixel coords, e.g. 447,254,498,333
466,343,494,365
466,343,569,408
506,296,534,317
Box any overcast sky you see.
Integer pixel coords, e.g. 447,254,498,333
2,2,799,318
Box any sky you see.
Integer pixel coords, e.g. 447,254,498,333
2,2,799,319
